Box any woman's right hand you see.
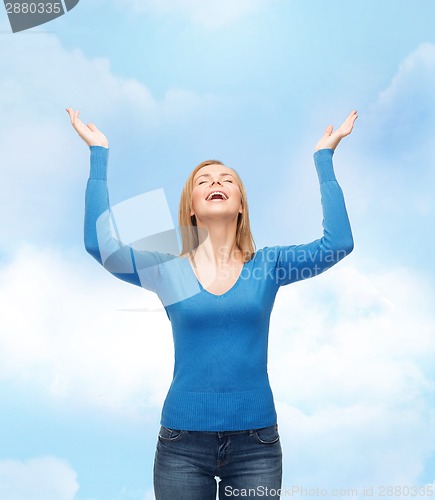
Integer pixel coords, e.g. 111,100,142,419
66,107,109,148
314,110,357,152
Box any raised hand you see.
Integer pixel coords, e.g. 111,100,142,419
66,107,109,148
315,110,358,152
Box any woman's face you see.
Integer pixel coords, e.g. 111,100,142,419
190,163,243,223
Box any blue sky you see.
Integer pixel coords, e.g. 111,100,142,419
1,1,435,498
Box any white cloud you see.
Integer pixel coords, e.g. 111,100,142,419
369,42,435,163
277,401,435,497
0,242,174,418
0,456,79,500
114,0,275,28
268,263,435,490
377,42,435,109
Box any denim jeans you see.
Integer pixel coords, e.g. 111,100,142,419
153,423,282,499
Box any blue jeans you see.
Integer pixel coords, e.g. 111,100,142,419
153,424,282,499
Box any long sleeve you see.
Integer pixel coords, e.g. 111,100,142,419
84,145,162,292
274,148,354,287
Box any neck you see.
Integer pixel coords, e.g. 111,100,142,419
192,219,241,266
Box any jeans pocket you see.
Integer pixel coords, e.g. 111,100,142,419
252,424,280,444
158,425,185,442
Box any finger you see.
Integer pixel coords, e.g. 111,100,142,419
69,109,82,130
74,111,87,129
324,125,333,136
66,107,75,124
338,112,357,136
68,109,88,135
68,109,77,126
341,111,357,127
347,110,358,125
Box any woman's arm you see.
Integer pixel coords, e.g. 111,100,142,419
84,146,164,291
66,108,165,292
273,111,357,287
274,147,354,286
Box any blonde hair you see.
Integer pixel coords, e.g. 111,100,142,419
178,159,256,262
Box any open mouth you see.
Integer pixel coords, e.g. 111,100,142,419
206,190,228,201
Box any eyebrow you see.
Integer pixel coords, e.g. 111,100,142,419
195,172,235,181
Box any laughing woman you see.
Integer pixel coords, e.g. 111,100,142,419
66,108,357,499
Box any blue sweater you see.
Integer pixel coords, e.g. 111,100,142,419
84,146,354,431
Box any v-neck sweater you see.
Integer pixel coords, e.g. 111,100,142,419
84,146,354,431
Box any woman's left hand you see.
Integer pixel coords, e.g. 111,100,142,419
315,110,358,152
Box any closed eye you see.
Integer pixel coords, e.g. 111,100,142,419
198,179,232,184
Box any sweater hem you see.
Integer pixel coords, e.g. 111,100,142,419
160,386,278,431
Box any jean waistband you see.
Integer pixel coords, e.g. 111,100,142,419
197,424,277,438
201,429,251,435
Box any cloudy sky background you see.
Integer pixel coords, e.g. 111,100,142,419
1,1,435,498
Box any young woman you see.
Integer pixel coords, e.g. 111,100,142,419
67,107,357,499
